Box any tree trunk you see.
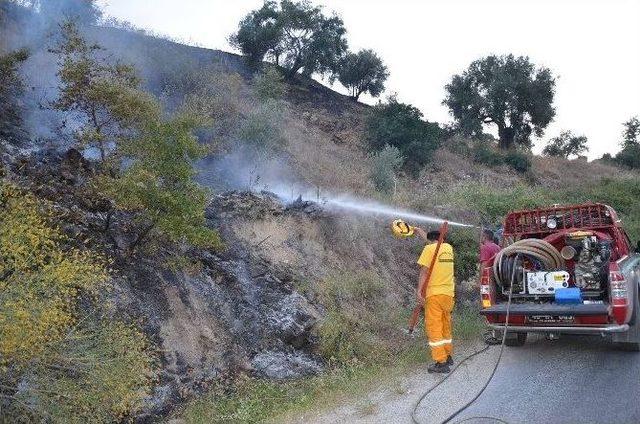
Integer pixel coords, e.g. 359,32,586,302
285,56,302,79
498,126,515,149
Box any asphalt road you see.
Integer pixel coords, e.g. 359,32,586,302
452,333,640,424
284,335,639,424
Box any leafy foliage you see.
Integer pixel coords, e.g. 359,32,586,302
615,144,640,169
101,113,221,251
468,142,531,173
367,96,441,174
52,21,160,164
0,48,29,100
621,116,640,149
229,0,282,67
52,23,220,252
238,100,286,152
231,0,348,78
0,48,29,142
337,49,388,100
0,183,154,422
0,184,105,364
447,228,480,283
504,150,532,173
612,117,640,169
177,68,243,136
543,130,588,158
470,142,503,167
252,67,287,100
444,54,556,149
16,320,154,423
368,145,403,194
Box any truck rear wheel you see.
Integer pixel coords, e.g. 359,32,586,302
505,332,527,347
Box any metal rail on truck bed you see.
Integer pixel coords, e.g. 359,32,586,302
503,203,619,237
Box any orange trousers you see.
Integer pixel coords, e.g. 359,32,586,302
424,294,454,363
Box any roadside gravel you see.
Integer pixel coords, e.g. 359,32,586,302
279,342,500,424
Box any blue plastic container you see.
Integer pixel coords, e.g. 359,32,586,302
555,288,582,304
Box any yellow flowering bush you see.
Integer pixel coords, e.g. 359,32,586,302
0,184,155,422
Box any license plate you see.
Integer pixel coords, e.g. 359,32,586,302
526,315,575,324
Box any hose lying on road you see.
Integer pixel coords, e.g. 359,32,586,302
411,255,520,424
493,238,564,288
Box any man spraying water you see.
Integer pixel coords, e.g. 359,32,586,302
393,220,455,373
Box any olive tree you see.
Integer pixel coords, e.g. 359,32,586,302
615,117,640,169
443,54,556,149
337,49,388,100
229,0,282,67
543,131,588,158
621,116,640,148
231,0,348,79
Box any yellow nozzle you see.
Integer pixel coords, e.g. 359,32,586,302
391,219,415,238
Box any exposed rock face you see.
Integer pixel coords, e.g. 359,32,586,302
3,150,327,418
116,192,327,417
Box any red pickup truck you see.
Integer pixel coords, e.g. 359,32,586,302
480,203,640,350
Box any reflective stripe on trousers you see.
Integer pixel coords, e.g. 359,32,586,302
424,294,454,363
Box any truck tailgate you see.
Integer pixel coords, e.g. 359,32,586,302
480,303,609,316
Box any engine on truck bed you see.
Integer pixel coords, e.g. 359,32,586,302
563,232,611,291
494,231,610,301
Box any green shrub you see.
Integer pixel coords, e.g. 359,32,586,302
368,145,404,194
101,112,221,252
471,142,503,167
563,178,640,241
317,272,390,366
504,150,532,173
20,320,154,423
444,183,552,223
615,144,640,169
178,69,243,132
447,229,479,282
453,305,486,340
252,67,286,101
238,100,286,151
366,96,441,175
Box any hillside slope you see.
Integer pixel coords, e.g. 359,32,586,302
2,2,639,420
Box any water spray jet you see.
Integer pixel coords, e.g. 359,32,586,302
266,184,477,229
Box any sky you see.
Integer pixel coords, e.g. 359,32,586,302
97,0,640,159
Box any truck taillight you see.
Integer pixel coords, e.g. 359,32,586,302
610,262,628,324
480,267,492,308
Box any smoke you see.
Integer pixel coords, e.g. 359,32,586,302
195,143,476,228
0,0,98,147
1,0,244,149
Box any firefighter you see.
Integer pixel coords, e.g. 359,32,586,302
415,229,455,373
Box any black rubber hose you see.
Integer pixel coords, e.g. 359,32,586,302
411,255,520,424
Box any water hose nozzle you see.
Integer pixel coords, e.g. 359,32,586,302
391,219,415,238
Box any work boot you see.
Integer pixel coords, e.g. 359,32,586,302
446,355,454,366
427,362,450,374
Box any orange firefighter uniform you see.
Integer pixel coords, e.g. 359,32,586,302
417,242,455,363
